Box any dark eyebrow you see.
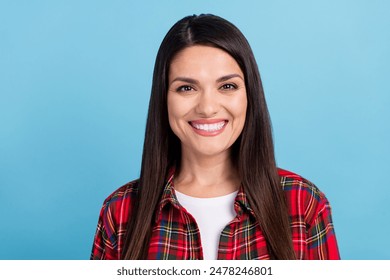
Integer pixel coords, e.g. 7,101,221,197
216,74,244,83
170,77,199,85
170,74,244,85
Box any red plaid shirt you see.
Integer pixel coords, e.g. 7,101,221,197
91,168,340,260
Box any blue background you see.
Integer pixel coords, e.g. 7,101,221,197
1,0,389,260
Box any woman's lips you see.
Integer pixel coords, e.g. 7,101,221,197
189,120,228,136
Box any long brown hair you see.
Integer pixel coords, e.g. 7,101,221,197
122,14,296,259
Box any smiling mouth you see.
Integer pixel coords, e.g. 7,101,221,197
189,120,227,132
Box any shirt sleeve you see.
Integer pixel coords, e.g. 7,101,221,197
306,195,340,260
90,202,119,260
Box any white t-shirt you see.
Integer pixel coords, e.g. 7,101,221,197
175,190,238,260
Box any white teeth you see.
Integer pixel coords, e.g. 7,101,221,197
191,121,225,132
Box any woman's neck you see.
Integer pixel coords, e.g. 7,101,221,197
174,151,240,198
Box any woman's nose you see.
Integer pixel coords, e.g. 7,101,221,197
195,89,220,117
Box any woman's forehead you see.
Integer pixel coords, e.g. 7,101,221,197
169,45,243,81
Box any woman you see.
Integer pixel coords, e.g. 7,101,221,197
91,14,340,260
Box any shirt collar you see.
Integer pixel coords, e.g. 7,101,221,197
234,186,255,218
154,167,181,223
154,167,256,223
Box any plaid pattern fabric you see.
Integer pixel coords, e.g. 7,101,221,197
91,168,340,260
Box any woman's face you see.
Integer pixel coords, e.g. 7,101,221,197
167,45,247,159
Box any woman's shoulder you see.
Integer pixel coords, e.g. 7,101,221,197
277,168,327,203
277,168,339,259
101,179,140,210
278,168,332,226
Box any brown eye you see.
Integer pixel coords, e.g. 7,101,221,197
220,83,237,91
177,85,194,92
